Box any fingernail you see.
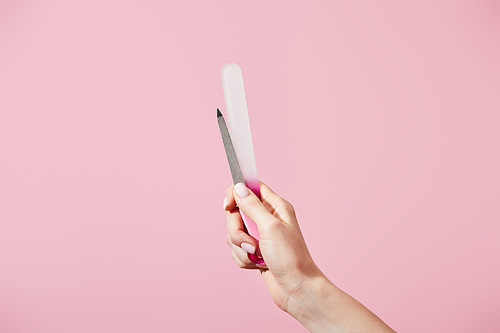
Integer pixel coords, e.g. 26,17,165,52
235,183,250,198
223,197,228,210
241,242,256,254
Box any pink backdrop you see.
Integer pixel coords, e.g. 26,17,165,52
1,1,499,332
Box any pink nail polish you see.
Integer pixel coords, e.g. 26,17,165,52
240,242,255,254
235,183,250,198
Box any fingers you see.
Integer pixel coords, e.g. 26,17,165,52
224,184,236,211
258,181,296,221
233,182,280,233
224,181,294,217
227,235,263,269
258,181,279,200
225,207,257,254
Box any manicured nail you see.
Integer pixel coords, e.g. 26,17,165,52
235,183,250,198
241,242,256,254
223,197,228,210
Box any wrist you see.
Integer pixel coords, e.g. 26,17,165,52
285,274,395,333
285,273,339,329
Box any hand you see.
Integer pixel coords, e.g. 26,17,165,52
224,181,325,313
224,181,396,333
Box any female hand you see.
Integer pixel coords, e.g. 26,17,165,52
224,181,325,313
224,181,395,333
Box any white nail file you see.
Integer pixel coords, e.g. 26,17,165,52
221,63,263,263
221,63,260,195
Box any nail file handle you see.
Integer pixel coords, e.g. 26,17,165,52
241,181,263,264
241,180,261,241
240,212,264,264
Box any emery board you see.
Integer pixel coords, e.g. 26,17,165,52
221,64,263,263
221,63,261,198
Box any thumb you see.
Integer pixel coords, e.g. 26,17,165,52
233,182,278,232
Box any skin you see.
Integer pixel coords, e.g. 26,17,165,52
225,181,396,333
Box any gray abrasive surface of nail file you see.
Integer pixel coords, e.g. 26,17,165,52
217,109,245,185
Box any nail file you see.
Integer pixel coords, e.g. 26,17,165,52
217,109,245,185
221,63,260,198
221,63,264,264
217,109,263,265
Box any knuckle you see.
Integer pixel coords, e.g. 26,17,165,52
228,228,240,244
279,198,295,215
280,197,292,208
247,198,262,209
261,219,283,234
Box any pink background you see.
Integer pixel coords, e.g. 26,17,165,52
1,1,499,332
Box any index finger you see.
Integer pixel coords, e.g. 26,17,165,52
224,184,236,211
226,208,257,250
